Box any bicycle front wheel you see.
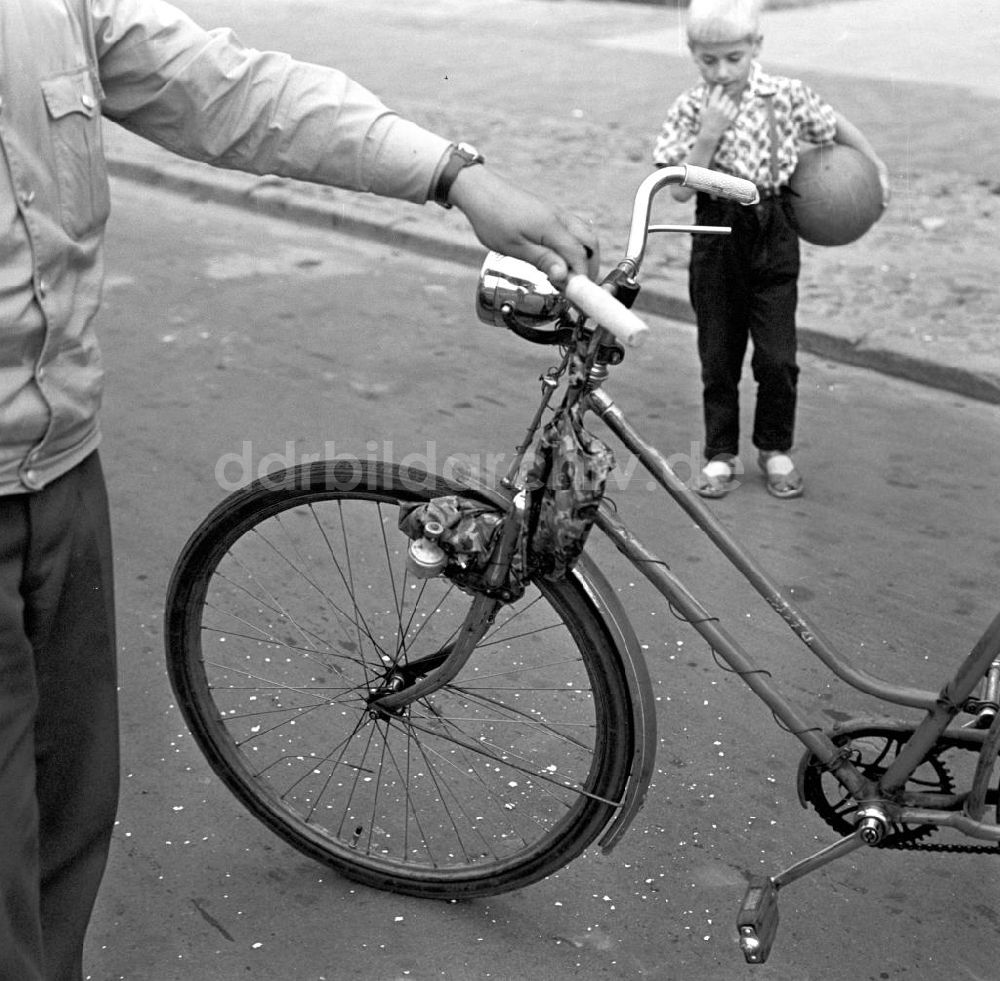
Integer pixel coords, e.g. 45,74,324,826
165,460,634,898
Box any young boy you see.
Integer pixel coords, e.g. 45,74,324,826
652,0,888,499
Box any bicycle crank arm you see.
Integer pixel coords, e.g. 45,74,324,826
737,830,870,963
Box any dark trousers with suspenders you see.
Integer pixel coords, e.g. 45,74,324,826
689,189,800,461
688,95,801,462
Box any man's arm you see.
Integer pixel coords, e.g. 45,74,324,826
93,0,597,280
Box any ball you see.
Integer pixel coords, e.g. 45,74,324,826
789,143,884,247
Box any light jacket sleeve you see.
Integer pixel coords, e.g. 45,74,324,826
90,0,450,203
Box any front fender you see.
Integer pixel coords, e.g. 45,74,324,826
573,551,658,853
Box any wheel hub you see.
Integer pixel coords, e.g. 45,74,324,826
367,673,408,719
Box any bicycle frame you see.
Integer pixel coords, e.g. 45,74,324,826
479,165,1000,960
403,334,1000,960
165,162,1000,965
387,164,1000,962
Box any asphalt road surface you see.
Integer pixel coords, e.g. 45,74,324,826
84,176,1000,981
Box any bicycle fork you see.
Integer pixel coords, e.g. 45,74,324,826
371,490,525,713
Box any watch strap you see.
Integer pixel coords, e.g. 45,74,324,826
433,143,485,209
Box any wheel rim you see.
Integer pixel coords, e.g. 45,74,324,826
169,478,629,894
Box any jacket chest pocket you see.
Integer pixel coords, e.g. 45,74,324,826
40,67,110,240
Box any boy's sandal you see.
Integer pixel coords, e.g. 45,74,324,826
758,452,804,499
694,458,737,499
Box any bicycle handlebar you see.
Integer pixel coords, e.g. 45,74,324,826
681,164,760,205
619,165,759,277
562,166,757,348
478,166,758,349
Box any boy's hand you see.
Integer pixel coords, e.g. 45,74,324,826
699,86,739,144
874,158,892,208
669,86,739,202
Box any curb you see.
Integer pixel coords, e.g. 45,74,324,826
106,152,1000,406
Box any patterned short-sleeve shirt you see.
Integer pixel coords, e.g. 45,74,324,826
652,63,837,191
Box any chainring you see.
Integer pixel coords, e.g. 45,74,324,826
799,724,954,849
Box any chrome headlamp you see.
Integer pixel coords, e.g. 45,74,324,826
475,252,570,340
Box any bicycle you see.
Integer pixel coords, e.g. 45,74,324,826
164,164,1000,964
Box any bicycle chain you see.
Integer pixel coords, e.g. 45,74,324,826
880,836,1000,855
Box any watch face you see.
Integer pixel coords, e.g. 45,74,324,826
457,142,483,163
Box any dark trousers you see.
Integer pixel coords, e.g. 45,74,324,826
689,191,801,461
0,452,118,981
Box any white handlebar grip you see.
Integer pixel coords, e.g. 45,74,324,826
564,274,649,347
682,165,760,205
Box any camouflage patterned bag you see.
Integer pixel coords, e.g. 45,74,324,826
523,407,616,579
397,495,528,599
398,495,502,559
397,408,614,595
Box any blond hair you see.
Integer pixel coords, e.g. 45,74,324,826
686,0,762,45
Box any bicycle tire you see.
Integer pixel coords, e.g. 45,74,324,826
165,459,634,898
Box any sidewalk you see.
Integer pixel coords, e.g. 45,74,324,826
103,0,1000,404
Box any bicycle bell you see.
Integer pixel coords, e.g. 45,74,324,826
476,251,569,335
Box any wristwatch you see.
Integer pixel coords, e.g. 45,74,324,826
433,142,485,209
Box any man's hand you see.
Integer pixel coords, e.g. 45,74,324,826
447,166,599,286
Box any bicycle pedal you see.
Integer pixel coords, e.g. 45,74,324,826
736,876,780,964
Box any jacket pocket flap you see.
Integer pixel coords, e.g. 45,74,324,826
41,69,99,121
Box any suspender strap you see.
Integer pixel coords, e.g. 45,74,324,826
764,95,780,191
